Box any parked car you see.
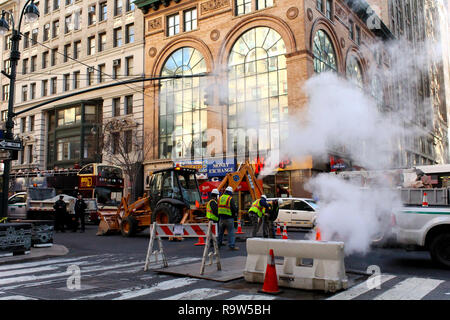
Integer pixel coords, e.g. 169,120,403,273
268,197,318,228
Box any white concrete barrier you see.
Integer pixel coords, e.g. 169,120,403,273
243,238,348,293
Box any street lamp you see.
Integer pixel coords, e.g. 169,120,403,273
0,0,39,217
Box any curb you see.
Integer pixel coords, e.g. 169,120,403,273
0,244,69,265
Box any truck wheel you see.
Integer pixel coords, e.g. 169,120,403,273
152,203,181,224
121,216,138,237
429,233,450,268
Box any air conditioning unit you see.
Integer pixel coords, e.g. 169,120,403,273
113,59,121,66
87,66,94,72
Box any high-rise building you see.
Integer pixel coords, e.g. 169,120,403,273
366,0,450,166
0,0,145,195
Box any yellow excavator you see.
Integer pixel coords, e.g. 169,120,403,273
216,160,264,222
96,166,207,237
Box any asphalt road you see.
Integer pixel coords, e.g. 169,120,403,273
0,223,449,301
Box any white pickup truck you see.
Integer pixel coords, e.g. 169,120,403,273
8,189,75,220
393,206,450,268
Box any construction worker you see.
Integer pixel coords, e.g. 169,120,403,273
266,199,282,238
217,186,239,250
249,195,270,237
206,189,219,223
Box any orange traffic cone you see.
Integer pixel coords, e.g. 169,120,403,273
282,223,288,239
259,249,282,295
236,220,244,234
316,227,322,241
194,237,205,246
422,192,428,207
275,223,281,236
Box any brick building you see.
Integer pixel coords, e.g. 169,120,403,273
136,0,393,198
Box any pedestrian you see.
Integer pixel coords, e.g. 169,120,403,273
206,189,219,223
249,194,270,237
53,195,67,232
217,186,239,250
73,193,87,233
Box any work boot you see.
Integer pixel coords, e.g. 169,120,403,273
228,246,239,251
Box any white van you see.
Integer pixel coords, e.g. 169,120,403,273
268,197,318,228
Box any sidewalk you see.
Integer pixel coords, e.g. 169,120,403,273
0,244,69,265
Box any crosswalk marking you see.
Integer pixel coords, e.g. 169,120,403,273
228,294,276,300
0,255,101,272
0,295,37,300
1,253,448,301
113,278,200,300
0,261,144,286
162,288,228,300
374,277,445,300
327,274,396,300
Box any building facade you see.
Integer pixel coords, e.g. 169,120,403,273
0,0,146,196
367,0,450,166
136,0,393,198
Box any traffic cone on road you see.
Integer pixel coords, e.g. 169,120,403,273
236,220,244,234
194,237,205,246
275,223,281,236
315,227,322,241
259,249,282,295
282,223,288,239
422,192,428,207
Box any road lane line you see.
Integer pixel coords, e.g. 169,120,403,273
374,277,445,300
327,274,396,300
113,278,200,300
162,288,228,300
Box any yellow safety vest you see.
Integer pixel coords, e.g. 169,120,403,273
248,199,266,218
206,199,218,222
218,194,232,216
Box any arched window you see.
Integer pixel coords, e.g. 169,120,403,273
313,29,337,73
346,55,363,88
228,27,288,156
159,47,207,159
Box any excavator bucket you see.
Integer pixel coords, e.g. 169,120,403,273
96,211,121,236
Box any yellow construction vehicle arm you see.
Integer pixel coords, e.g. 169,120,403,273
217,160,263,202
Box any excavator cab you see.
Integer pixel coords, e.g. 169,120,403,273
148,166,205,224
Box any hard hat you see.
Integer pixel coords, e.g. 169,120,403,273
225,186,233,193
211,189,219,195
261,194,267,199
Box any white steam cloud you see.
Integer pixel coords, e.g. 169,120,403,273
258,35,444,255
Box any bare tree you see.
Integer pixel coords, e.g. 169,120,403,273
101,117,154,202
